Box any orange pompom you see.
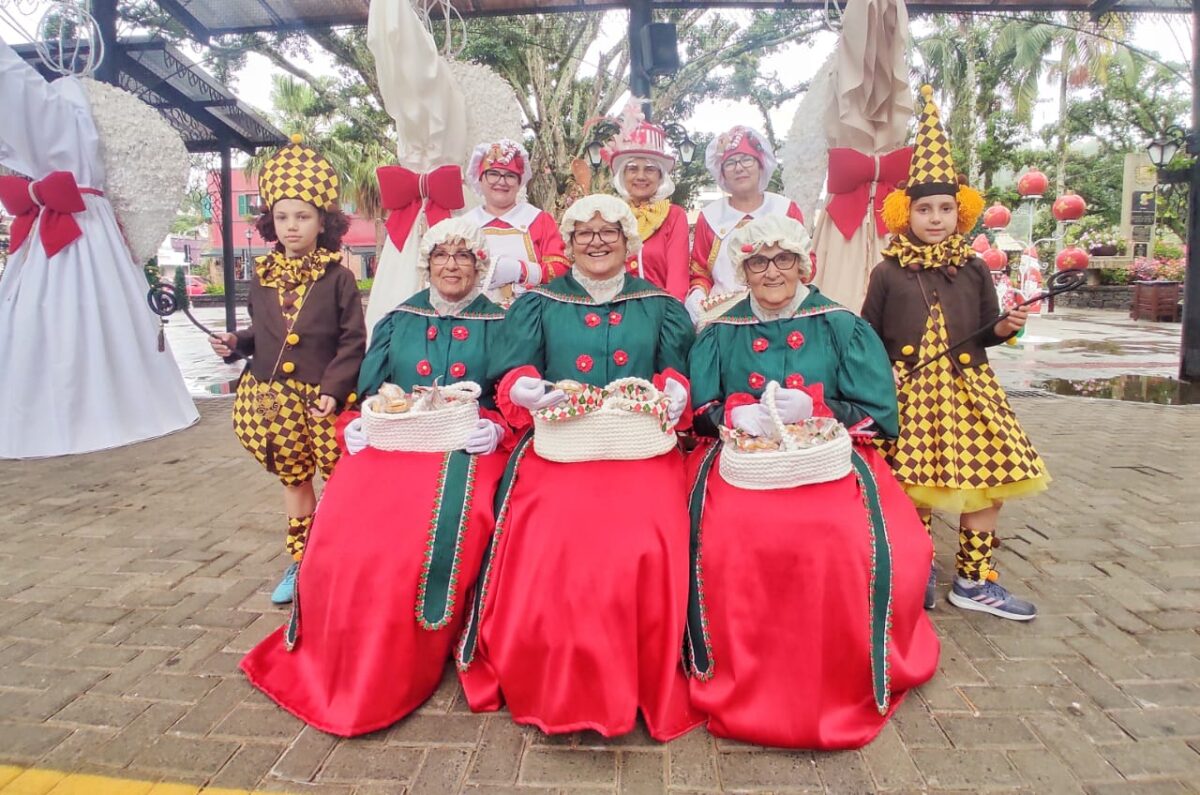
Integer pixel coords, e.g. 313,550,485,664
955,185,985,234
880,188,911,233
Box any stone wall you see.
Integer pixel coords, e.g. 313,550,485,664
1054,285,1133,311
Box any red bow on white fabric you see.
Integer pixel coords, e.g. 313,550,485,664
0,171,102,258
825,147,913,240
377,165,466,250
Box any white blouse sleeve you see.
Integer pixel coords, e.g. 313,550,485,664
0,38,97,179
367,0,469,169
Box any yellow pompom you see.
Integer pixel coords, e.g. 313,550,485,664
290,133,304,144
920,85,934,99
955,185,984,234
880,188,911,234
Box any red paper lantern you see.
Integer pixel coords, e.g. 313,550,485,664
971,233,991,253
1055,246,1090,271
1018,169,1049,198
982,202,1011,229
982,247,1008,271
1052,192,1087,222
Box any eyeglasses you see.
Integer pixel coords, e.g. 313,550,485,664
623,162,662,177
482,169,520,186
429,250,477,267
572,227,624,246
744,252,800,274
722,155,759,173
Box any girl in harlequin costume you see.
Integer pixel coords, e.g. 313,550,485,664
240,218,510,737
209,135,367,606
684,214,938,750
462,139,569,302
685,125,805,324
862,87,1049,621
602,100,690,299
456,194,702,741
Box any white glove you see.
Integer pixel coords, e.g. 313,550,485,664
730,404,771,437
344,417,368,455
464,418,504,455
509,376,566,411
684,288,706,324
489,255,524,288
662,377,688,426
770,388,814,424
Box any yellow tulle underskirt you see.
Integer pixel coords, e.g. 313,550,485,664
903,475,1051,515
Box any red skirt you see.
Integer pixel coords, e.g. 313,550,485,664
457,444,703,741
240,446,507,737
685,443,939,749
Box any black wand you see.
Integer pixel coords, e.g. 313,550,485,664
903,269,1086,378
146,281,243,361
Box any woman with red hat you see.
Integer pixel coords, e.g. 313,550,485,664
686,126,805,324
603,102,690,299
463,139,568,302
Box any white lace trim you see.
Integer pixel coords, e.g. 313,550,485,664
750,284,809,321
572,267,626,304
430,284,483,316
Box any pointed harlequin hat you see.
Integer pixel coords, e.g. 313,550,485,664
880,85,984,235
258,133,340,211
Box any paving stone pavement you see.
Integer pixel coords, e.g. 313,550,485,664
1,397,1199,794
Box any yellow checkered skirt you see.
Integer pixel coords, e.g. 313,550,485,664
232,371,341,487
880,304,1049,514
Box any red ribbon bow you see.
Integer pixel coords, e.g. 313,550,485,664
824,147,913,240
0,171,101,258
377,165,466,250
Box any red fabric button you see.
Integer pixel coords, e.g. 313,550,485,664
785,373,805,389
752,337,769,353
576,354,593,373
452,326,469,341
416,360,433,376
584,313,601,327
748,372,765,389
450,362,466,377
426,326,438,340
613,350,628,366
787,331,805,349
608,311,622,326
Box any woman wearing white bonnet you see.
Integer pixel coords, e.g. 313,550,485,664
683,213,939,749
455,192,703,741
684,125,807,324
241,216,514,737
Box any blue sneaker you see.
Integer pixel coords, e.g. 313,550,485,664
924,564,937,610
948,577,1037,621
271,562,298,605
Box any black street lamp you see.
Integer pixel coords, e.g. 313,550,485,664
1147,125,1194,184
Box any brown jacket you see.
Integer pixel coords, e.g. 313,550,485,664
232,263,367,405
861,255,1012,370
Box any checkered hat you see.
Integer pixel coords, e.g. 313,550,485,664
906,86,959,199
259,134,340,211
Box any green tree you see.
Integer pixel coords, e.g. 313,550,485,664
172,263,190,310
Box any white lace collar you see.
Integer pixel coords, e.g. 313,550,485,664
750,284,809,321
571,266,626,304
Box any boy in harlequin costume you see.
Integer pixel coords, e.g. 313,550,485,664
685,125,805,324
462,139,568,301
862,87,1049,621
209,134,367,606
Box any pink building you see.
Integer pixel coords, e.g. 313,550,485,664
205,170,380,280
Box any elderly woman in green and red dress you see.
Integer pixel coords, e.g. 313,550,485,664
241,217,511,737
684,214,939,749
456,194,702,741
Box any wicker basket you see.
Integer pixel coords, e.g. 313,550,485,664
697,289,748,327
718,381,852,490
532,377,677,463
362,382,481,453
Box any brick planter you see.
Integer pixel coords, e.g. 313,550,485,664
1053,285,1133,311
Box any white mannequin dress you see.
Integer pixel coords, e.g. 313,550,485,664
0,39,198,458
